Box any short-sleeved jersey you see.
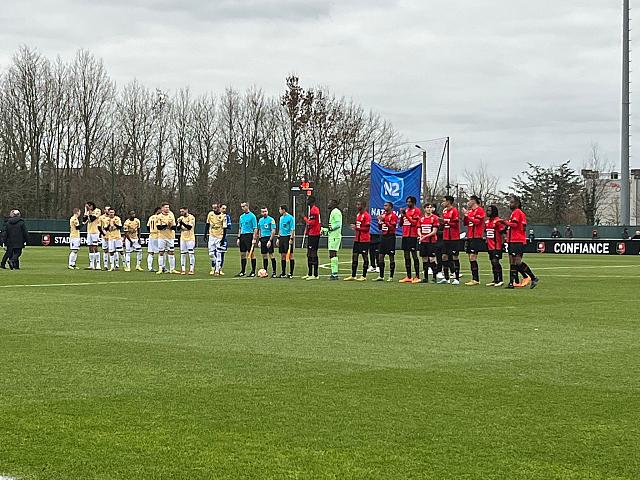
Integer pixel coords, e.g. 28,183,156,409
442,207,460,241
354,211,371,242
506,208,527,243
86,208,102,234
328,208,342,239
279,213,295,237
179,214,196,242
305,205,321,236
419,214,439,244
105,216,122,240
99,213,110,236
147,215,159,240
69,216,81,239
239,212,258,235
258,216,276,238
207,211,227,239
156,212,176,239
464,206,486,239
123,218,141,240
485,217,504,251
379,211,398,236
401,207,421,238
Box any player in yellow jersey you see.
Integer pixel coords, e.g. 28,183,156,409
156,202,178,274
83,201,102,270
205,203,227,276
105,208,123,271
98,205,111,270
123,210,143,272
68,208,82,270
146,206,160,272
178,207,196,275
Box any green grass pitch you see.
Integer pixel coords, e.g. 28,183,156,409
0,248,639,480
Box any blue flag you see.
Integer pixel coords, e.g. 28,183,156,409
369,162,422,235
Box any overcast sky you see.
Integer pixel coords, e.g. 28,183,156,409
0,0,635,185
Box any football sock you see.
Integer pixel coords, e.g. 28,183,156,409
136,250,143,266
168,255,176,271
263,258,268,271
220,252,226,267
520,262,536,280
241,258,247,274
330,256,339,275
470,260,479,281
181,253,187,271
351,256,358,277
509,265,518,285
250,258,256,274
271,258,276,273
189,253,195,271
290,259,295,275
281,259,287,275
307,258,313,276
423,261,429,279
379,259,385,278
312,258,319,277
453,259,461,280
147,254,154,270
412,253,420,278
430,261,437,281
362,254,369,277
444,260,450,280
389,256,395,277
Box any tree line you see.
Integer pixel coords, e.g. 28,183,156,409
0,46,410,222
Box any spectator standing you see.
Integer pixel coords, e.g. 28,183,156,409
3,209,28,270
565,225,574,238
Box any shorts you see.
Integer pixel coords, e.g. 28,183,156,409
488,249,503,260
279,236,294,254
208,236,222,256
101,237,108,250
328,235,342,252
508,242,525,257
107,238,123,251
219,237,228,252
353,241,370,254
419,242,438,258
69,237,81,250
465,238,484,255
369,234,381,245
158,238,175,252
239,233,254,253
379,235,396,255
181,239,196,254
125,238,141,252
307,235,320,252
401,237,418,252
87,233,100,246
259,237,275,255
147,238,159,254
443,240,461,256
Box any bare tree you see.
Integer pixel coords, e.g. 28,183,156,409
580,143,613,225
463,160,500,206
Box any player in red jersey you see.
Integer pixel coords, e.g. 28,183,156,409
303,195,321,280
345,199,371,281
462,195,486,286
500,196,539,289
419,202,439,284
375,201,398,282
439,195,461,285
399,196,422,283
484,205,504,287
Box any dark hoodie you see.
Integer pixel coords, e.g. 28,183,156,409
3,216,28,248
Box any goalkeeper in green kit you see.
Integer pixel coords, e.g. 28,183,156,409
322,199,343,280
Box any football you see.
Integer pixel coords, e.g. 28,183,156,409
257,268,269,278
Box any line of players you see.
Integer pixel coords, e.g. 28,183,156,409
67,193,539,289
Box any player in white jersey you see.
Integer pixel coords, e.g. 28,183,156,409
68,208,82,269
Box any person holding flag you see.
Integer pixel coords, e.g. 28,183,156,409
374,201,398,282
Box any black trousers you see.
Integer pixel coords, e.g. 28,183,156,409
1,249,10,267
8,248,22,269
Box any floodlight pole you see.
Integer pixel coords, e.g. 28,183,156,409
446,137,451,196
621,0,631,225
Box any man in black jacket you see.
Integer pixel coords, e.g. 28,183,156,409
2,209,28,270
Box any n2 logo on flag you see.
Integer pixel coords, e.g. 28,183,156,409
369,161,422,235
381,175,404,203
